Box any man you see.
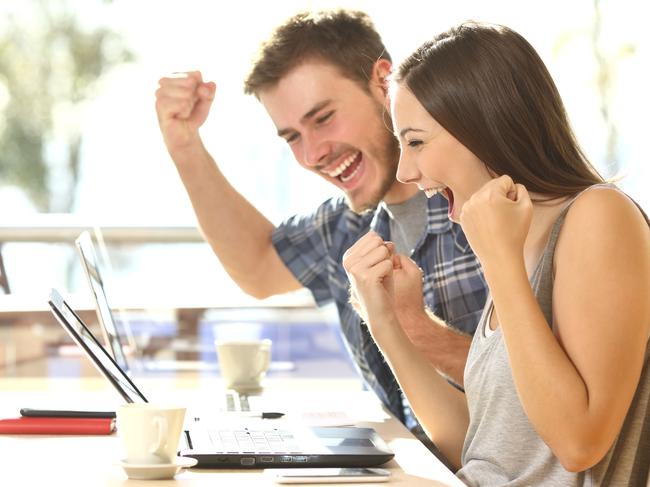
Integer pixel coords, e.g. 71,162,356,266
155,9,486,435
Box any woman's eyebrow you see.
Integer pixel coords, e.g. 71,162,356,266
399,127,426,137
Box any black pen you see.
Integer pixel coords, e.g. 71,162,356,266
20,408,116,419
230,411,285,419
193,411,285,421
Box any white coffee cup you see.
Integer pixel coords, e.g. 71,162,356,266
216,339,272,391
117,404,186,465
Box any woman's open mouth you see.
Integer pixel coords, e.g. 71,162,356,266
424,186,455,218
443,188,455,218
423,186,444,198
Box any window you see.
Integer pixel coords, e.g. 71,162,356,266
0,0,647,301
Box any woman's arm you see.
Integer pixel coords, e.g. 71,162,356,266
372,313,470,468
390,266,472,386
344,232,470,469
480,186,650,472
395,308,472,387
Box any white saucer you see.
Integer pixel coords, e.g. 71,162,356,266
119,456,198,480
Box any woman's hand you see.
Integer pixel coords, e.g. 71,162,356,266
343,232,400,336
460,175,533,271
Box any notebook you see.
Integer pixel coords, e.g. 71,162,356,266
0,416,115,435
48,288,394,468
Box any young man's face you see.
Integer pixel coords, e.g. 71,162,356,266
258,60,404,213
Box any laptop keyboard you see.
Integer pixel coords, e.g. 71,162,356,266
205,428,300,453
188,391,303,454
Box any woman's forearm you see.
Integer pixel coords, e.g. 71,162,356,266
483,259,600,469
371,314,470,469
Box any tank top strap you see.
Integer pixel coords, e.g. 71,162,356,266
530,183,621,328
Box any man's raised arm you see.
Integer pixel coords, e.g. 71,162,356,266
155,71,302,298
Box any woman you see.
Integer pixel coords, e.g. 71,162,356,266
343,22,650,485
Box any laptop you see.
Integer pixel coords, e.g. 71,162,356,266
75,231,218,373
74,231,131,372
48,288,394,468
74,231,259,412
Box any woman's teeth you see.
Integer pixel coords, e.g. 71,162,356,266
424,187,445,198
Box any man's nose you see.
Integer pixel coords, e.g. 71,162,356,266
302,132,330,168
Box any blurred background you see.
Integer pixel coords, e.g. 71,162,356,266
0,0,648,377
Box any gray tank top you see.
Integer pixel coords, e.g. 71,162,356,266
456,185,650,486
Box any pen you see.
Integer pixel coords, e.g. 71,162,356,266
193,412,285,421
226,411,285,419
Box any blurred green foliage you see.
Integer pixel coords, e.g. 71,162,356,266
0,0,133,211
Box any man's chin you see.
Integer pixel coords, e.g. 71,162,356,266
345,192,382,215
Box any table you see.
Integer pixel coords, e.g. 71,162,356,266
0,376,465,486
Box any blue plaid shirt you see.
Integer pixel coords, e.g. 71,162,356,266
272,194,487,425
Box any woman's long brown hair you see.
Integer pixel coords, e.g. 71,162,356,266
395,22,604,199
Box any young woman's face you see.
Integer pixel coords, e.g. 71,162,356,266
391,84,493,222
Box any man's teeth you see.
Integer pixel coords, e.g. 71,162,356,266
340,163,362,183
327,151,360,178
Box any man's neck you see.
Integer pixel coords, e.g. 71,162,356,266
382,181,419,205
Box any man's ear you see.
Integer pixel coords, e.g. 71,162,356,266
369,58,392,100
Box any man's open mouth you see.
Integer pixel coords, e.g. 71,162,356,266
326,151,362,183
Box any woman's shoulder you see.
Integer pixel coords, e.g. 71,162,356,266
565,184,648,232
558,184,649,260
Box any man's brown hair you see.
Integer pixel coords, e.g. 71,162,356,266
244,9,391,97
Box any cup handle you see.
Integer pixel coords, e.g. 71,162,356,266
149,415,168,456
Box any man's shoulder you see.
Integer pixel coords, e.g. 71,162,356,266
275,196,372,239
314,196,374,228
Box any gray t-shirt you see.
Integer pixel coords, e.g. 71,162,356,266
385,191,428,255
457,185,650,486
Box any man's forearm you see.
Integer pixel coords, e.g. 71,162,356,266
397,309,471,386
169,141,300,297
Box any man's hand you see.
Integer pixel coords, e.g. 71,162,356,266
392,254,426,322
155,71,216,154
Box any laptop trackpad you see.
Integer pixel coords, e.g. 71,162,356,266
321,437,378,453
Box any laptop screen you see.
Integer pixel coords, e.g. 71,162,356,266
75,231,130,372
48,288,147,404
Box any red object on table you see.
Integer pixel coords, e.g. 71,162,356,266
0,416,115,435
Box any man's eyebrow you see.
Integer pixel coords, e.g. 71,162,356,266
301,100,332,122
399,127,426,137
277,100,333,138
